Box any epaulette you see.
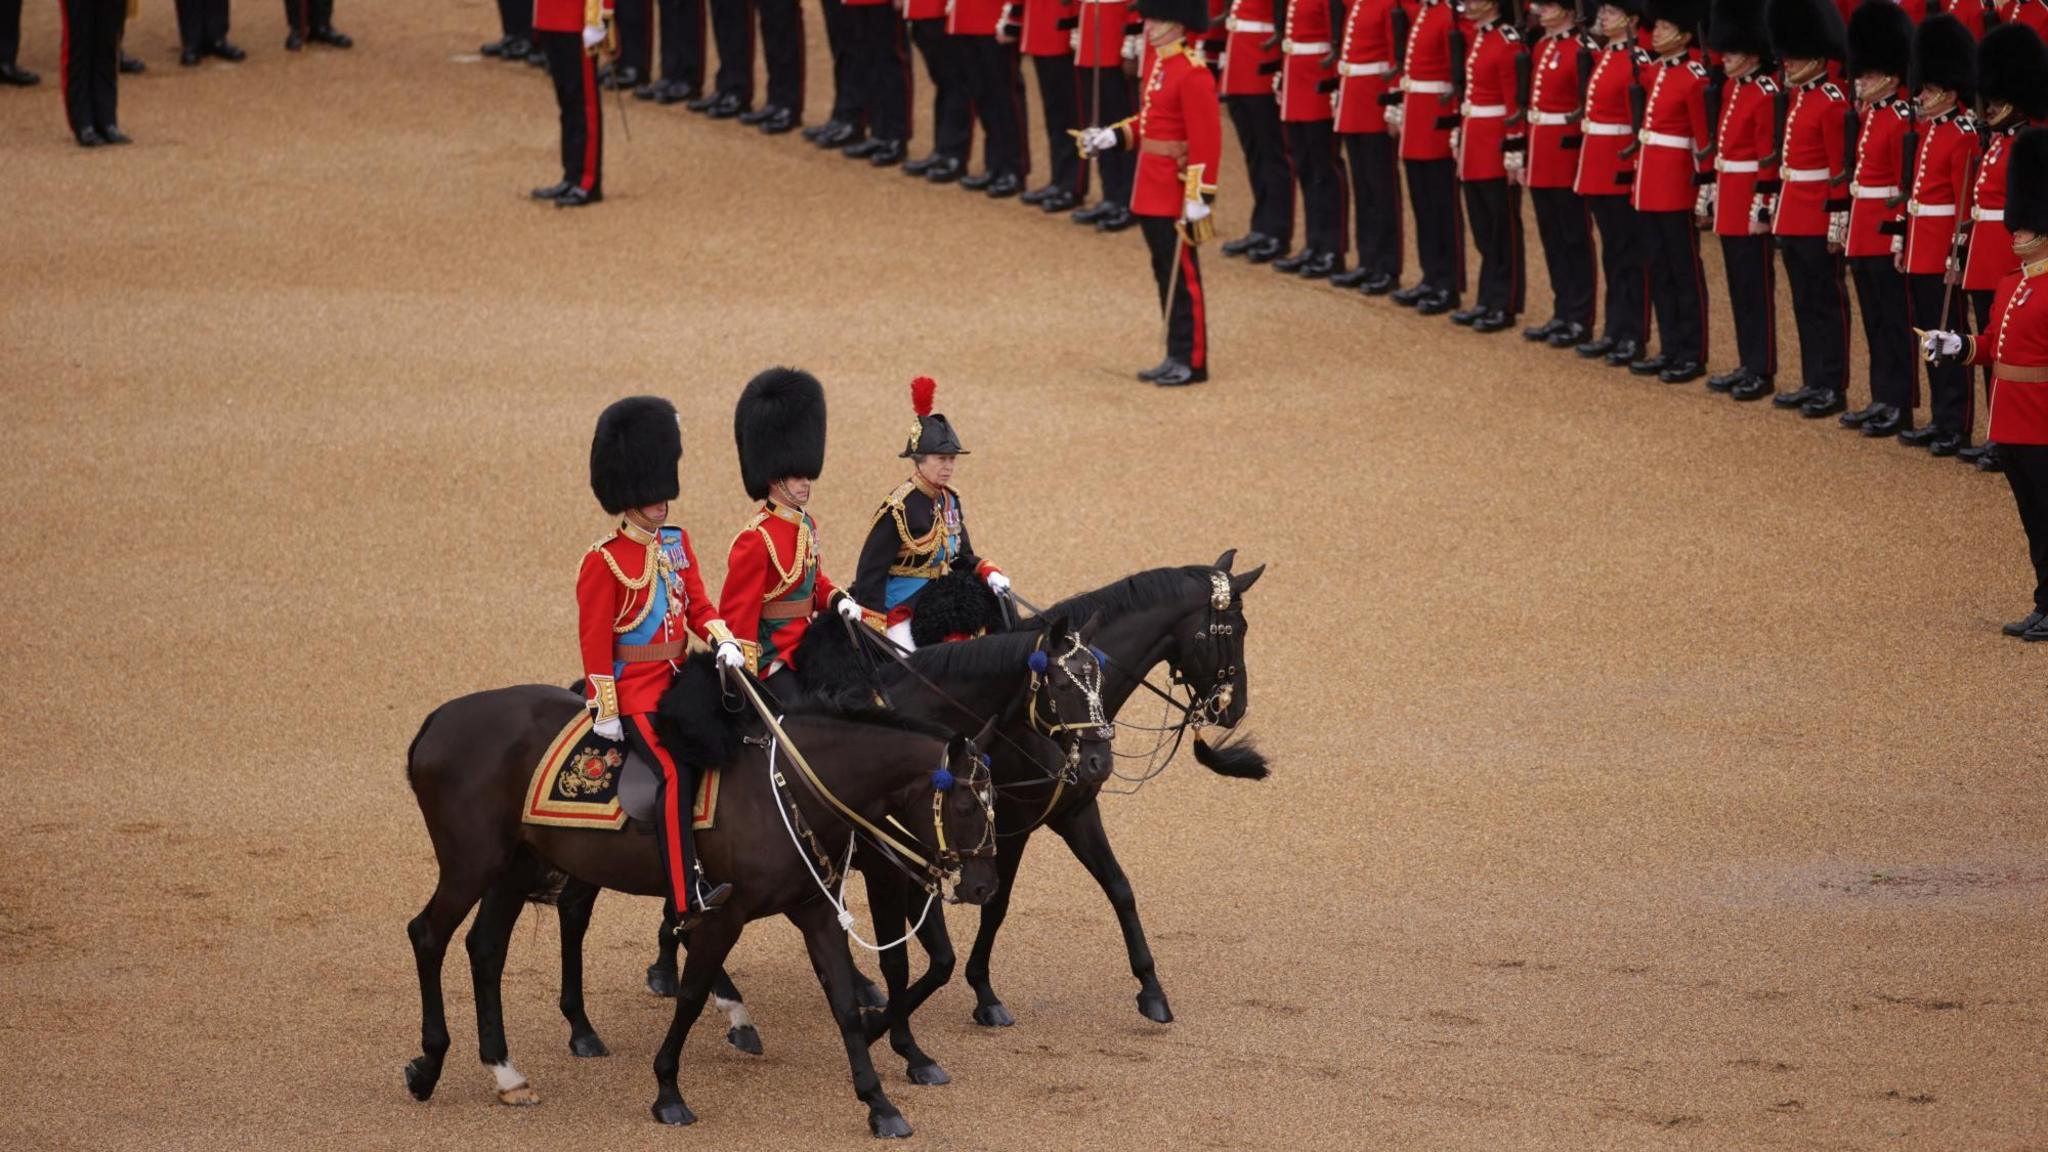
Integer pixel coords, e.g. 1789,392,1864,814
1498,24,1520,41
1820,81,1843,101
588,534,617,555
1628,46,1650,64
1686,59,1707,78
868,480,918,532
1955,113,1978,132
1889,98,1912,116
1754,75,1777,94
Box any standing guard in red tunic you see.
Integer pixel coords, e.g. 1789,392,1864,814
1329,0,1411,293
1079,0,1225,385
1625,0,1711,384
1448,0,1528,332
1572,0,1654,365
577,397,743,931
1701,0,1783,399
1900,14,1983,456
1272,0,1349,277
1762,0,1852,415
1219,0,1297,260
1519,0,1599,347
1835,0,1917,434
1390,0,1470,314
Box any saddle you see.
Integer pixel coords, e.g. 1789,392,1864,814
523,711,719,832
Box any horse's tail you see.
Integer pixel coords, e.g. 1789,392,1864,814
403,704,447,791
1193,734,1270,780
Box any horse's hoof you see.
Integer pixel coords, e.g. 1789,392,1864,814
972,1003,1015,1028
1137,992,1174,1024
855,979,888,1011
402,1058,439,1101
906,1062,950,1087
869,1112,914,1139
646,964,679,998
569,1032,610,1058
652,1100,696,1126
726,1025,763,1056
496,1082,541,1107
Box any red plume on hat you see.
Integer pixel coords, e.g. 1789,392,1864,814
901,375,970,458
911,375,937,418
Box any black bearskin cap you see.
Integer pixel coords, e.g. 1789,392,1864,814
1137,0,1210,30
2007,127,2048,235
1645,0,1705,37
1910,13,1976,101
1709,0,1771,57
589,396,681,516
1978,23,2048,121
1844,0,1907,76
910,565,1007,648
1770,0,1846,64
734,367,827,502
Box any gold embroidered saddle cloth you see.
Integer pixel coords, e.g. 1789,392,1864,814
523,712,719,832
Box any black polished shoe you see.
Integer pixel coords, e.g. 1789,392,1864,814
526,46,547,66
1361,272,1399,295
1602,340,1644,366
1472,311,1514,334
74,126,103,148
985,171,1023,198
1244,237,1286,263
2002,609,2046,637
531,180,573,200
180,46,204,66
310,25,352,47
685,90,721,112
1898,424,1944,446
602,64,642,89
1799,389,1846,418
1523,317,1565,342
633,80,664,101
1628,354,1669,376
803,119,839,143
960,169,996,190
1448,306,1484,326
1071,199,1115,225
1390,283,1430,307
924,156,964,183
555,186,602,208
1928,431,1967,457
1729,376,1775,401
1273,249,1315,274
1977,444,2005,472
706,92,747,118
760,106,800,135
1154,360,1209,387
1546,322,1589,348
901,151,939,175
1038,189,1078,213
1576,336,1616,358
0,61,41,86
1330,266,1374,289
866,138,905,163
119,54,145,74
737,103,778,125
286,29,304,50
1658,361,1704,384
1772,385,1819,409
815,120,861,147
1297,251,1340,279
1222,232,1270,257
1706,368,1749,393
209,40,246,61
1839,401,1885,428
841,136,884,158
1094,205,1135,232
501,36,533,60
1415,290,1460,316
654,83,697,105
2023,618,2048,642
481,35,513,56
97,124,131,145
1136,357,1175,382
1020,183,1057,205
1958,442,1991,462
1861,407,1910,437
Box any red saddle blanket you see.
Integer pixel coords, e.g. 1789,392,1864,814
523,711,719,832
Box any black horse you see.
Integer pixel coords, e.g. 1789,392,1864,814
402,655,1000,1136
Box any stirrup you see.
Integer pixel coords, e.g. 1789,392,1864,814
670,882,733,937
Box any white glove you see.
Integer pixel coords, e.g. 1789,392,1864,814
1183,200,1211,225
1078,126,1118,156
1694,184,1715,220
1749,193,1772,235
1121,33,1141,61
593,716,624,742
1827,209,1848,250
1503,149,1525,177
582,23,606,48
1384,105,1403,133
1070,27,1081,52
715,641,745,672
836,596,866,624
985,571,1012,596
1921,329,1964,360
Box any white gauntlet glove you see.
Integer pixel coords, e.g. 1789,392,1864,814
715,641,746,672
593,716,624,742
1694,184,1715,220
1076,125,1119,156
582,22,606,49
1826,209,1848,249
836,596,867,624
1385,105,1403,132
1749,193,1772,235
1121,33,1141,61
985,571,1012,596
1503,148,1525,176
1920,329,1964,362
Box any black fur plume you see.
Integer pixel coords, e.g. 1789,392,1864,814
651,654,753,767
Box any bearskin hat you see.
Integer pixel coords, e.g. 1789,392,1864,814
1136,0,1210,30
910,564,1007,648
1844,0,1907,77
902,376,970,458
1644,0,1705,37
1601,0,1645,18
1910,13,1975,101
2007,127,2048,235
589,396,681,516
1977,24,2048,122
1709,0,1771,57
733,367,827,502
1769,0,1846,64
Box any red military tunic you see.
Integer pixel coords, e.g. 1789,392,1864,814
906,0,946,21
1115,39,1224,215
951,0,1007,35
1846,95,1909,256
1526,30,1592,190
2002,0,2048,37
1457,20,1524,182
536,0,613,32
1712,73,1779,237
1021,0,1078,56
1333,0,1404,134
719,502,848,677
1950,0,1996,37
1574,41,1647,197
1903,109,1980,275
1220,0,1283,96
1397,0,1464,161
1970,259,2048,443
1076,0,1139,67
1278,0,1338,122
577,522,729,721
1967,125,2023,291
1774,78,1850,239
1630,54,1712,213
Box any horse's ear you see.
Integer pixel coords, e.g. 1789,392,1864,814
1047,615,1070,645
1231,564,1265,596
1079,610,1104,640
1214,549,1237,573
973,716,998,753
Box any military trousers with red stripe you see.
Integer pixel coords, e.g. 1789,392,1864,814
281,0,336,38
1462,177,1524,317
1719,232,1778,382
1140,215,1207,370
1640,209,1706,365
59,0,123,137
541,32,604,194
623,713,712,914
1778,235,1848,395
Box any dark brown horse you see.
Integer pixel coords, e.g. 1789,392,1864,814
401,655,1000,1136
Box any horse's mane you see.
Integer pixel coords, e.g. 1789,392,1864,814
1019,566,1210,632
656,644,954,762
900,628,1044,682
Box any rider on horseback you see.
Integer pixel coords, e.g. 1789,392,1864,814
578,397,743,932
720,368,876,699
852,376,1010,651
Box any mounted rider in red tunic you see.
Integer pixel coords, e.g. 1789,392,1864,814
718,368,876,699
853,376,1011,651
576,397,744,931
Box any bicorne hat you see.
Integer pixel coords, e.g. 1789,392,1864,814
901,376,971,458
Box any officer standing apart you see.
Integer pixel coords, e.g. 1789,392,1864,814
60,0,128,146
533,0,613,207
1080,0,1222,385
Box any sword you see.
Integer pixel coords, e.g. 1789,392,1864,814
613,59,632,141
1161,224,1187,340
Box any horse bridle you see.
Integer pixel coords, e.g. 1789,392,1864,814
930,746,997,873
1025,632,1114,782
1170,572,1242,730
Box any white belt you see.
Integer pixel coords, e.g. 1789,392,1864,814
1852,183,1898,199
1461,102,1506,118
1976,206,2006,222
1402,79,1452,94
1337,60,1390,76
1908,200,1957,217
1640,130,1692,149
1714,158,1758,173
1226,17,1275,32
1582,119,1631,136
1282,39,1331,54
1781,166,1831,182
1528,110,1573,126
